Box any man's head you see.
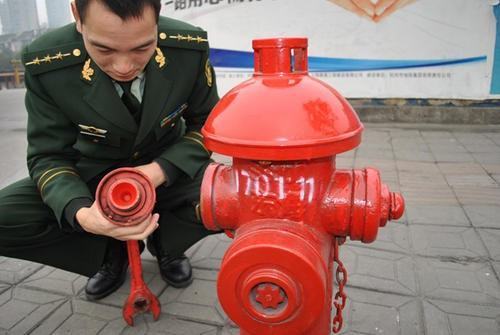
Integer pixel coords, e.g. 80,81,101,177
71,0,161,82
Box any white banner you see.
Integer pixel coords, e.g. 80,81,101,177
161,0,498,99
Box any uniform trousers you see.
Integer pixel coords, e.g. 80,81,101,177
0,161,216,277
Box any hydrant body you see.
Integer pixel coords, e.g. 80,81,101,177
201,38,404,334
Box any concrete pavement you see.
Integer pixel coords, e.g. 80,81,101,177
0,89,499,334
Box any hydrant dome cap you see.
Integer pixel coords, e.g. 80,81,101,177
202,37,364,160
202,75,364,160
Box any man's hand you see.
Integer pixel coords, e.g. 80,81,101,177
134,161,167,188
76,203,159,241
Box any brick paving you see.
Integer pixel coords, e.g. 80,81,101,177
0,89,499,334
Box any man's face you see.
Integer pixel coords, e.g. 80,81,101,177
74,0,157,82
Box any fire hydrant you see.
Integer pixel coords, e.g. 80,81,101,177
200,38,404,335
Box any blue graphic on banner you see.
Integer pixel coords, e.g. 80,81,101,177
210,48,486,72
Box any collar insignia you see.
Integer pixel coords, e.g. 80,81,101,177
82,58,94,81
155,48,166,68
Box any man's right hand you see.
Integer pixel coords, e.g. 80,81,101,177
75,202,159,241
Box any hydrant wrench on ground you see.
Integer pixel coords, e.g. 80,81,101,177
96,168,161,325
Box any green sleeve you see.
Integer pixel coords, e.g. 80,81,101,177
25,70,93,228
155,48,219,179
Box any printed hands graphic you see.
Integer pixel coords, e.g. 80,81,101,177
328,0,417,22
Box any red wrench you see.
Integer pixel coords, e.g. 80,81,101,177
96,168,161,326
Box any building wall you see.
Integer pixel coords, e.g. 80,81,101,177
46,0,71,29
0,0,39,34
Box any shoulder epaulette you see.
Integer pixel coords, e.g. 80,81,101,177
23,41,87,75
157,29,208,51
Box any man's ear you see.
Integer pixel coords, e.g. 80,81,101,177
71,1,82,33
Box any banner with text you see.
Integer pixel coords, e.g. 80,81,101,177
161,0,498,99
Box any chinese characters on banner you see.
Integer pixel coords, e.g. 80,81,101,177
164,0,266,11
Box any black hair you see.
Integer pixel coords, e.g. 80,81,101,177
75,0,161,22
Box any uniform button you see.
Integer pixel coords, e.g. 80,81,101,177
132,151,140,159
73,48,81,57
171,123,176,128
159,32,167,40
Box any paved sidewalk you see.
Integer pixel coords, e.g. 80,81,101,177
0,89,499,334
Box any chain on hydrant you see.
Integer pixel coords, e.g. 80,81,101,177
332,238,348,333
200,37,405,335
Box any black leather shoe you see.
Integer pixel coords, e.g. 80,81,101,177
147,238,193,288
158,254,193,288
85,240,144,301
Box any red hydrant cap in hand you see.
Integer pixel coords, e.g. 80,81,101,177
96,168,156,226
202,37,364,161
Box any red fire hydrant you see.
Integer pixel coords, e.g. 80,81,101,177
200,38,404,335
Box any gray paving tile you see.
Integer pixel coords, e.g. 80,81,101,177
350,221,410,254
398,171,448,187
391,139,428,151
477,229,500,261
437,162,487,175
463,205,500,228
0,298,39,330
99,319,130,335
220,327,239,335
9,301,67,335
486,133,500,145
146,315,217,335
482,163,500,175
29,300,73,335
420,130,453,139
336,156,355,169
341,245,418,296
20,266,87,296
445,174,497,187
190,234,231,270
396,160,441,174
159,278,227,326
492,262,500,279
423,299,500,335
461,143,500,153
409,225,488,259
394,150,435,162
53,314,107,334
355,148,395,160
453,186,500,205
472,153,500,164
400,186,459,206
0,257,43,285
453,132,493,144
432,152,475,163
416,258,500,305
0,285,9,295
339,287,423,335
406,205,470,226
0,288,67,334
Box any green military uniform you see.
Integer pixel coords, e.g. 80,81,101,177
0,17,219,276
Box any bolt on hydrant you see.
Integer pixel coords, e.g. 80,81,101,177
200,38,405,335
